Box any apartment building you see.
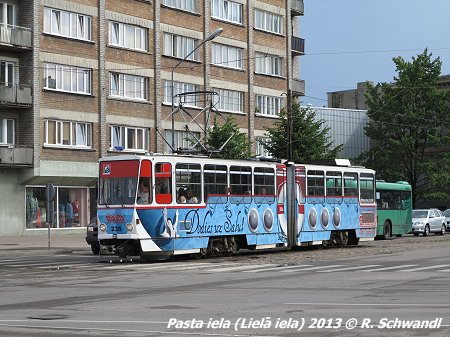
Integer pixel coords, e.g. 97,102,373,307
0,0,305,235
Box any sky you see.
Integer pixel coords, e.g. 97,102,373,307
300,0,450,106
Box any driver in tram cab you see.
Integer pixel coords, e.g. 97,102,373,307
137,179,150,204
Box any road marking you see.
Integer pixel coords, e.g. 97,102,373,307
399,264,450,272
317,265,381,273
438,269,450,272
363,264,416,272
243,264,312,273
284,302,450,308
280,264,345,272
206,264,276,272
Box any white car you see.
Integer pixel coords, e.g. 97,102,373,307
412,209,446,236
443,209,450,231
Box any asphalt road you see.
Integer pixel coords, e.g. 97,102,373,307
0,234,449,337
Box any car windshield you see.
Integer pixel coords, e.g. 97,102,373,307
412,210,428,218
444,210,450,217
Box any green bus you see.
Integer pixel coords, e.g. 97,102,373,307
375,181,412,239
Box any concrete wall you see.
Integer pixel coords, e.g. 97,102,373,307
0,168,26,235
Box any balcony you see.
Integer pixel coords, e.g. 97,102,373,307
0,145,33,167
291,36,305,56
0,24,32,50
291,78,305,97
291,0,304,16
0,83,32,107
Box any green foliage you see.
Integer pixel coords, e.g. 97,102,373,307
206,116,252,159
263,102,343,162
357,49,450,207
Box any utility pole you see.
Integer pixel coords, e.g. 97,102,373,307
287,88,293,161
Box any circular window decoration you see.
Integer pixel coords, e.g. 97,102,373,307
248,208,259,232
333,207,341,228
263,208,274,232
321,208,329,228
308,207,317,229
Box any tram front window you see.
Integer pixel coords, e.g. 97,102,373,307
99,160,140,206
99,177,138,206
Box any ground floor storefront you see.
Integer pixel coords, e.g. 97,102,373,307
0,161,98,235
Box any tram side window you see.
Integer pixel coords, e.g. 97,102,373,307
326,171,342,196
307,170,324,196
254,167,275,204
175,163,201,204
230,166,252,195
360,173,375,204
343,172,358,197
137,160,152,204
155,163,172,204
204,164,227,204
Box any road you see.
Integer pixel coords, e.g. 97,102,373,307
0,235,449,337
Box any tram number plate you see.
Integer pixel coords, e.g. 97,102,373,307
109,225,124,234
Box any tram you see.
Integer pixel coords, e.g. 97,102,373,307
97,155,376,258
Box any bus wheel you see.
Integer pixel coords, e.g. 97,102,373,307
383,222,391,240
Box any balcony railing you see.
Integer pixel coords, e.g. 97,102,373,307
291,36,305,55
0,146,33,166
0,24,32,49
0,83,32,107
291,78,305,96
291,0,305,16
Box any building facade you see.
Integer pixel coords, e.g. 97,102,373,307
0,0,305,234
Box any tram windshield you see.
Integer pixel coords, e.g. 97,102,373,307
98,160,140,206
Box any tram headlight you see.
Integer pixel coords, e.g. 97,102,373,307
100,224,107,231
126,223,134,231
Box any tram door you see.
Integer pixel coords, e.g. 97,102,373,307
295,166,306,241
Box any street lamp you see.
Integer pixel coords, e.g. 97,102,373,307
170,27,223,151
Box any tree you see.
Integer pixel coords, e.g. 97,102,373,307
263,102,342,162
206,116,252,159
358,49,450,207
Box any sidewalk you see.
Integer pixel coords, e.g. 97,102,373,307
0,232,90,253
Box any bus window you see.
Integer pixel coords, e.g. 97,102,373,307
204,164,227,204
230,166,252,204
155,163,172,204
326,171,342,197
360,173,375,204
175,163,201,204
254,167,275,204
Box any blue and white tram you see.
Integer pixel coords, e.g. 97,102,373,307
97,155,376,258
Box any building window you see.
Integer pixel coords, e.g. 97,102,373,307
110,73,148,101
26,186,92,229
255,52,283,77
255,9,282,34
213,88,243,113
43,7,92,41
164,129,201,153
0,118,14,144
163,0,197,12
111,125,149,152
163,33,199,61
109,21,148,52
212,43,244,70
256,95,282,116
44,63,92,95
211,0,243,24
0,2,15,27
163,80,201,106
0,61,15,86
255,137,271,158
45,120,92,148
